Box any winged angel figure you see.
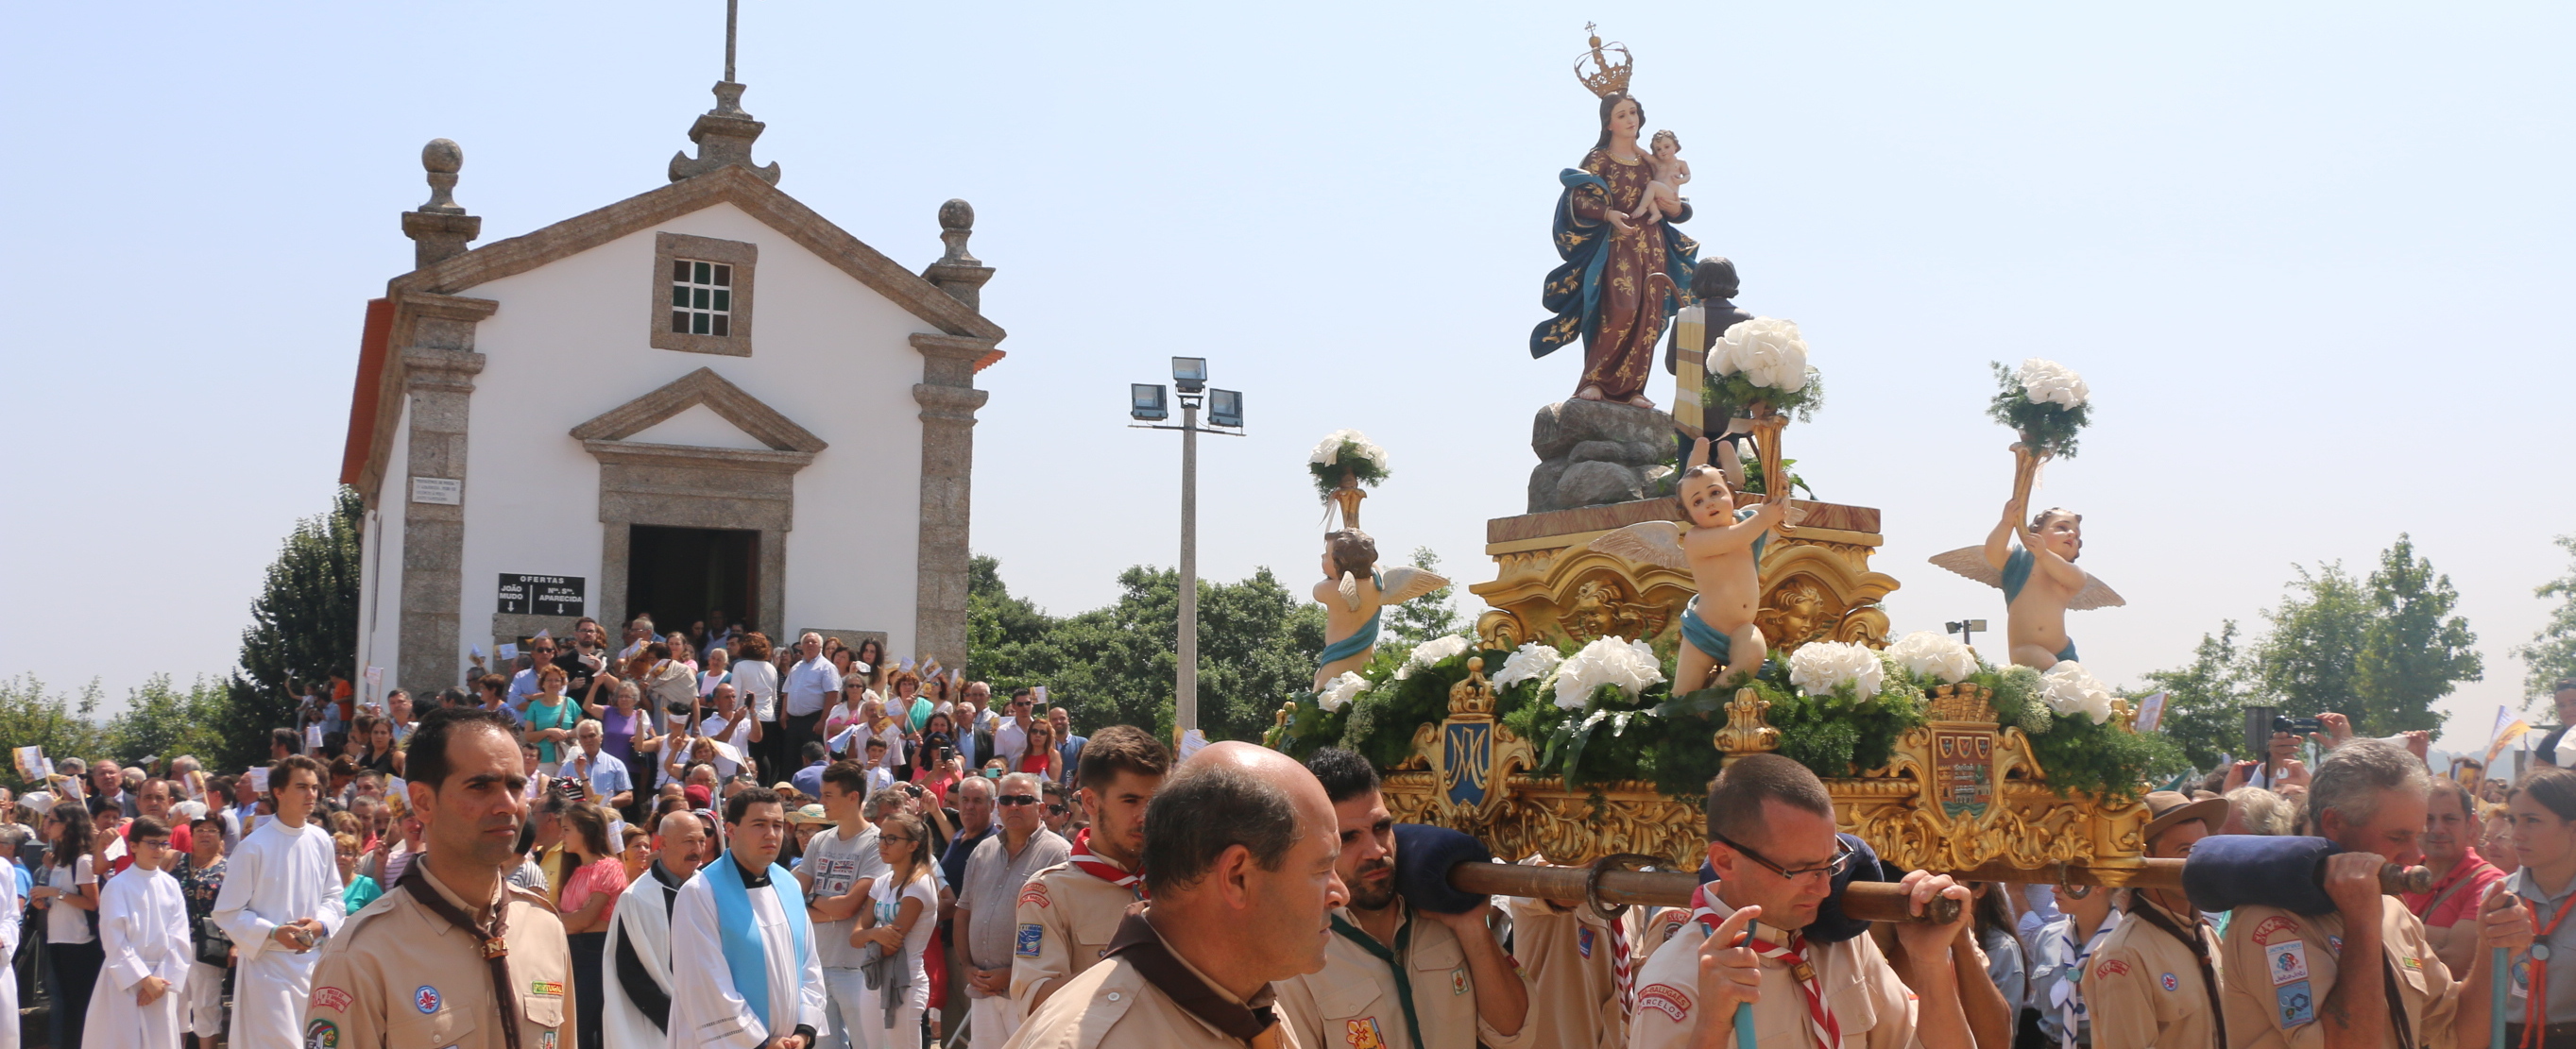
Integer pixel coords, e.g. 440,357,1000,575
1313,529,1450,690
1587,437,1798,693
1927,499,2124,670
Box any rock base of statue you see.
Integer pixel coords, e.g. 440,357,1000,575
1526,398,1678,514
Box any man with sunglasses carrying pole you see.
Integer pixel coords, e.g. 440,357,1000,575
1275,749,1533,1049
1014,726,1170,1016
1629,753,1976,1049
958,771,1068,1043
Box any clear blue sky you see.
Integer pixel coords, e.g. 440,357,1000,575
4,2,2570,750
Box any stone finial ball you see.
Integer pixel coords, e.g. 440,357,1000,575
421,139,464,174
938,198,974,231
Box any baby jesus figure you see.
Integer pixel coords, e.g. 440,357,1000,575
1628,129,1691,226
1310,529,1449,691
1591,437,1801,692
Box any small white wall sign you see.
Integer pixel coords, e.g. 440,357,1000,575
411,477,464,504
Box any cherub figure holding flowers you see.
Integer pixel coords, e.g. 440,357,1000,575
1311,529,1448,690
1590,436,1801,691
1930,358,2123,668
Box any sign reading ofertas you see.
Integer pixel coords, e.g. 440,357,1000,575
498,574,585,616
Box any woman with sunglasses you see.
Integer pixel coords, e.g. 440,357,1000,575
856,809,940,1048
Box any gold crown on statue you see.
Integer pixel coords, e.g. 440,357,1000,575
1574,23,1634,98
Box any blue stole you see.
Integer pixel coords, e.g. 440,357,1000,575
2002,546,2035,603
1317,573,1385,666
706,851,811,1035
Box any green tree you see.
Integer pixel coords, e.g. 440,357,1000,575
218,486,364,772
2354,533,2480,734
2516,534,2576,706
102,675,231,768
0,675,107,788
1385,546,1462,644
965,554,1066,689
2253,562,2373,722
964,558,1325,746
2138,620,2254,770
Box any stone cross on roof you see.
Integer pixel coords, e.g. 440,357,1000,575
671,0,781,185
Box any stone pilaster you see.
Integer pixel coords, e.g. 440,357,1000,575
912,332,996,668
395,292,499,694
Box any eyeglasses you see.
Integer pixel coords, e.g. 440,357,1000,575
882,835,917,843
997,794,1041,807
1711,831,1855,884
1046,804,1068,816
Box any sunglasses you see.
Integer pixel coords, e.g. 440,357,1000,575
997,794,1042,807
1046,804,1068,816
1711,831,1856,884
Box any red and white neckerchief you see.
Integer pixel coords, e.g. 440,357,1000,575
1609,913,1635,1018
1067,827,1146,899
1690,883,1843,1049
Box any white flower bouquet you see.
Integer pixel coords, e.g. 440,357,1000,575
1314,671,1369,713
1884,631,1979,685
1987,357,2092,458
1308,429,1391,499
1394,635,1472,681
2038,661,2115,725
1786,640,1886,702
1492,642,1563,689
1706,318,1824,420
1552,636,1666,710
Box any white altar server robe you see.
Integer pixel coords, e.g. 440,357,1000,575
604,862,685,1049
85,865,192,1049
666,866,827,1049
211,820,344,1049
0,859,20,1049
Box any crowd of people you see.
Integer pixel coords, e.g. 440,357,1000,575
4,639,2574,1049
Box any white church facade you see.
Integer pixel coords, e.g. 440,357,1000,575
340,76,1001,695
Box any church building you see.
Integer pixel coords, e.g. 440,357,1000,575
339,65,1003,696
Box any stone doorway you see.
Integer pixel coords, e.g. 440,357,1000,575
627,525,759,640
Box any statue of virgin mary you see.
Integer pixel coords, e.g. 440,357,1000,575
1529,87,1700,409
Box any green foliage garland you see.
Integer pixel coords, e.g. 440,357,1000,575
1273,634,2188,806
1987,361,2089,458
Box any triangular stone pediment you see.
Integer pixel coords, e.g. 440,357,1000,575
625,402,774,450
570,366,827,453
389,164,1002,342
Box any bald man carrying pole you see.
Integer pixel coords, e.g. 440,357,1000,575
1005,740,1349,1048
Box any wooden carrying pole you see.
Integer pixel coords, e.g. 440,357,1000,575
1446,858,2431,925
1445,861,1958,926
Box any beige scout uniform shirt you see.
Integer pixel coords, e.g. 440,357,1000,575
1275,902,1536,1049
303,865,572,1049
1507,895,1634,1049
2218,904,2456,1049
1001,919,1307,1049
1013,859,1140,1014
2083,896,2226,1049
1626,899,1921,1049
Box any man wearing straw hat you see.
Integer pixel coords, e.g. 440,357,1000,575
2083,790,2229,1049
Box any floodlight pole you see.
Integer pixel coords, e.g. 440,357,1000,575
1130,377,1242,745
1178,392,1200,742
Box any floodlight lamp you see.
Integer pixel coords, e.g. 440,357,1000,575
1207,388,1243,428
1131,383,1169,421
1171,356,1208,393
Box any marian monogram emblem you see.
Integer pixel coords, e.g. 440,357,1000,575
1443,722,1491,808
